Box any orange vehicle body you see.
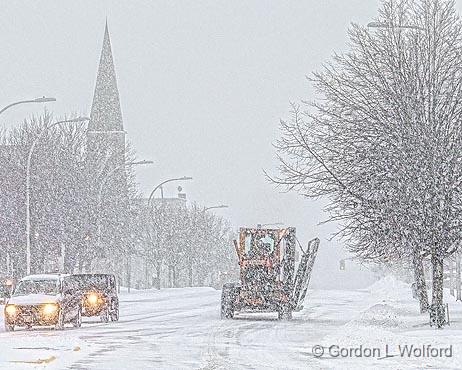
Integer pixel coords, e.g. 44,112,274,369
221,226,319,320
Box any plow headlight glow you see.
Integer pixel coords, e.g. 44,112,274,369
5,304,17,316
42,303,58,315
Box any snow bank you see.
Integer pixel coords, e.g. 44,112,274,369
366,275,410,300
311,274,462,369
344,276,419,329
354,303,404,328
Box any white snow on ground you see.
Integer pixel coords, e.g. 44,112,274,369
0,277,461,369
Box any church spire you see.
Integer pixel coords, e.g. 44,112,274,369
89,22,123,132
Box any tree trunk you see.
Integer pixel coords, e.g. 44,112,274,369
84,259,91,274
6,252,10,275
156,261,161,289
172,265,178,288
78,258,83,273
431,253,446,328
449,259,454,296
456,254,461,301
413,251,429,313
188,262,193,287
126,255,131,293
168,266,172,288
144,260,149,289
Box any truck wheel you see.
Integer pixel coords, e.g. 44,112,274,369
73,308,82,328
100,307,109,323
55,310,65,330
110,306,119,322
278,306,292,320
221,283,237,319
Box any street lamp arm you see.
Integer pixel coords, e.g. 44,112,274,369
147,176,193,206
0,100,35,115
147,180,171,205
27,117,91,173
98,160,154,198
0,97,57,116
204,205,229,212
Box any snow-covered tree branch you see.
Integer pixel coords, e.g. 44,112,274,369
273,0,462,327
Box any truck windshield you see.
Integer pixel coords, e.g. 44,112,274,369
244,232,276,256
13,279,59,296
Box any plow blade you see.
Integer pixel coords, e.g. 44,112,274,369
292,238,320,311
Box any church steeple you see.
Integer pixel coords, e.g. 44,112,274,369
86,22,128,261
89,22,123,132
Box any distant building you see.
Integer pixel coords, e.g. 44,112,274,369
152,197,187,208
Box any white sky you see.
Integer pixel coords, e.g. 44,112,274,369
3,0,457,287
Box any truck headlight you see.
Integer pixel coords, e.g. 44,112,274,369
42,303,58,315
5,304,17,316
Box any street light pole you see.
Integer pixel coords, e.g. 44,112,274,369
146,176,192,289
0,97,56,116
147,176,193,207
199,204,229,286
25,116,90,275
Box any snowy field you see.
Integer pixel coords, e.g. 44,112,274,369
1,277,462,369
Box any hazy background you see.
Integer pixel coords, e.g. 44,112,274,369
3,0,445,288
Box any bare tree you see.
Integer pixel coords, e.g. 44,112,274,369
272,0,462,327
0,113,88,275
143,201,236,289
0,113,140,278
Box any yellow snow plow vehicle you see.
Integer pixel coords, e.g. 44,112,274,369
221,227,319,320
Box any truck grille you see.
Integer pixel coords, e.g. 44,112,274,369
17,305,41,318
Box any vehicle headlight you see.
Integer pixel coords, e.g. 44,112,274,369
42,303,58,315
5,304,17,316
87,293,99,305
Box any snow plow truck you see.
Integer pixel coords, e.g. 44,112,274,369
221,227,319,320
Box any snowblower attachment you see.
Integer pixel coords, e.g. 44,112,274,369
292,238,320,311
221,227,319,320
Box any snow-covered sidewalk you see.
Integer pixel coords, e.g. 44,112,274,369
314,277,462,369
0,278,461,369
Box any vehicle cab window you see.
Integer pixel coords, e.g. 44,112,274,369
13,279,59,296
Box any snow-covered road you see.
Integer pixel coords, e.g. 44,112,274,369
1,278,462,369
